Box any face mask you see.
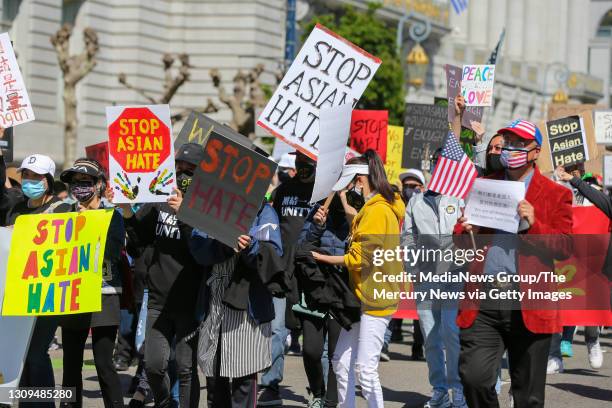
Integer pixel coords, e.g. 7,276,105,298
345,188,365,211
295,161,315,181
486,153,504,173
278,170,292,184
500,147,535,169
176,171,193,194
22,179,47,199
402,186,419,203
70,181,97,203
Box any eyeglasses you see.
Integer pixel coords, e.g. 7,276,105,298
502,137,531,149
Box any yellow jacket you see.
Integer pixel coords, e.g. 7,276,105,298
344,193,405,316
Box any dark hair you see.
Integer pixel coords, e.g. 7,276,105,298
53,180,67,194
346,149,395,203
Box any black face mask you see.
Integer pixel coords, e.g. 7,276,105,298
295,161,315,181
176,170,194,194
486,153,504,174
402,186,418,203
345,189,365,212
278,170,292,184
70,181,97,203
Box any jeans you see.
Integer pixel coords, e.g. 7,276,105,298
333,313,391,408
260,297,289,392
417,304,462,393
145,308,200,408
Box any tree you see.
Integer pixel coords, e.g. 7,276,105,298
301,2,405,124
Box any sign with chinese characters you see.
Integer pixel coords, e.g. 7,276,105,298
464,178,525,233
0,33,35,127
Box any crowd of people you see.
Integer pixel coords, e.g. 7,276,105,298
0,94,610,408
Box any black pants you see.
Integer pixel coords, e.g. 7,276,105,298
61,325,123,408
459,309,552,408
145,308,200,408
301,314,341,405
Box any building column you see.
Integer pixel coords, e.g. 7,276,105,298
505,0,524,59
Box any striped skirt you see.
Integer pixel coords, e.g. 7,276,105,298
198,255,272,378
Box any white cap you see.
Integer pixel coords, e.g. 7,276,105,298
399,169,425,185
278,152,296,169
332,164,369,191
18,154,56,176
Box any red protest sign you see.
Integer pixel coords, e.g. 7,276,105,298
85,141,109,178
349,110,388,162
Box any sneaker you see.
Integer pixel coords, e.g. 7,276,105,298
113,358,129,372
48,337,61,351
380,345,391,362
308,397,323,408
546,357,564,374
451,389,467,408
560,340,573,357
587,341,603,369
424,389,451,408
287,343,301,356
257,387,282,407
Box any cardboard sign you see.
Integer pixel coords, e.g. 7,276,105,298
445,64,484,129
434,97,474,157
85,141,109,178
384,125,406,185
257,24,381,160
0,126,12,162
402,104,448,169
604,155,612,188
106,105,177,203
461,65,495,106
1,210,114,316
546,115,589,168
178,132,277,248
175,111,253,151
349,110,388,162
0,33,35,127
311,104,353,203
593,110,612,145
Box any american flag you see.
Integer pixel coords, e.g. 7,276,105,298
450,0,468,15
428,131,477,199
503,149,528,167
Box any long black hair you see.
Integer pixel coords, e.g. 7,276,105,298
346,149,395,203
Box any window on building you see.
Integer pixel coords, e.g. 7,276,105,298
1,0,23,31
62,0,85,25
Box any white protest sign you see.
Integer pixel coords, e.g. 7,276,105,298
310,104,353,203
0,33,35,127
257,24,381,160
464,178,525,233
604,155,612,188
594,110,612,145
461,65,495,107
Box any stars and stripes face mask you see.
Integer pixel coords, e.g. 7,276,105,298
500,146,535,169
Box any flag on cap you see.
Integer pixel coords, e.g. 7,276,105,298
451,0,469,15
428,131,477,199
499,119,542,145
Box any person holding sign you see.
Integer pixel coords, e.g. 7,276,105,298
311,150,405,408
455,120,573,408
58,158,125,408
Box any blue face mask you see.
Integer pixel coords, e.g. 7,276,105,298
22,179,47,199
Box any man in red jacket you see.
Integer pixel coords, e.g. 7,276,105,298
455,119,572,408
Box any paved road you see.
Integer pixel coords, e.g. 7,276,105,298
50,325,611,407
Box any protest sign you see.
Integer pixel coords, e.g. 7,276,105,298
175,111,253,151
345,147,360,162
434,97,475,157
384,125,406,185
1,210,114,316
85,141,109,178
402,103,448,169
0,126,12,162
0,33,35,128
445,64,484,130
349,110,388,162
461,65,495,106
593,110,612,145
464,178,525,233
311,104,352,203
545,115,589,168
604,155,612,188
106,105,177,203
257,24,381,160
178,132,277,248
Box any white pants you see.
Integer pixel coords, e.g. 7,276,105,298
332,313,391,408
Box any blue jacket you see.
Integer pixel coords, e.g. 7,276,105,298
298,203,349,255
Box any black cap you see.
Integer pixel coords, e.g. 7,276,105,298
60,158,105,183
176,143,205,166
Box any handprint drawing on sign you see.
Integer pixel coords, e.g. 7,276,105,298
149,169,174,195
114,171,140,200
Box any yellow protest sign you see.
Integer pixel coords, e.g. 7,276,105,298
1,209,114,316
384,125,407,185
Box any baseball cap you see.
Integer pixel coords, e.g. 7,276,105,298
176,143,205,166
278,153,296,169
497,119,542,146
332,164,369,191
18,154,56,176
60,158,105,183
399,169,425,185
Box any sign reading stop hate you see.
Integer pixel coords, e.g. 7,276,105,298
106,105,177,203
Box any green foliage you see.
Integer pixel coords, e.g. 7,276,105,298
301,2,405,125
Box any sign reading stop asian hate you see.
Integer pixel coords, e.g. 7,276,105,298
349,110,388,162
106,105,177,203
178,132,277,248
545,115,589,168
461,65,495,107
1,210,113,316
257,24,381,160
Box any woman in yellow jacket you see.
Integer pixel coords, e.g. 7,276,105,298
313,150,405,408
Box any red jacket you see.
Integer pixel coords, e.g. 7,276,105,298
454,166,573,334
